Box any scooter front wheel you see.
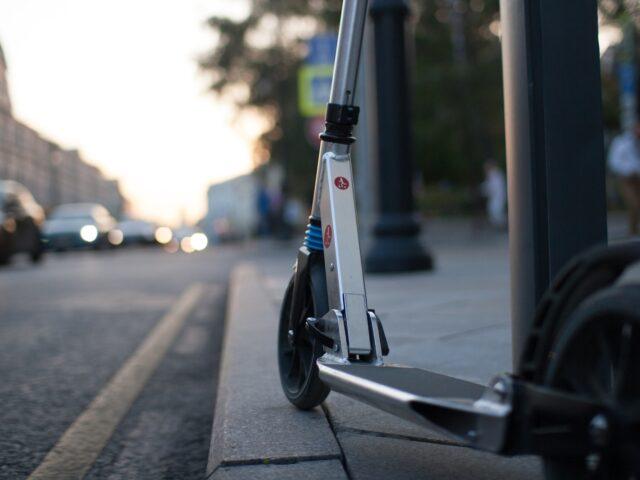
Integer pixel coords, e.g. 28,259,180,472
543,284,640,480
277,261,330,410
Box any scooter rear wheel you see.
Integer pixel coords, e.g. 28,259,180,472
277,262,330,410
543,284,640,480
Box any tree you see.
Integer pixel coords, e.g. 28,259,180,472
599,0,640,25
202,1,629,207
200,1,342,200
412,0,503,186
597,1,640,133
201,1,507,199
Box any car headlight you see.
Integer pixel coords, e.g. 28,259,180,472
80,225,99,243
190,233,208,251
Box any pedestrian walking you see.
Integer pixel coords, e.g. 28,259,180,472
608,124,640,236
256,184,271,236
481,159,507,228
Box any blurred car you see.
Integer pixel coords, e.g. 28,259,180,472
111,219,157,246
43,203,116,251
0,180,45,264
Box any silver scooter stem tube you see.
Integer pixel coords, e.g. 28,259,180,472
328,0,369,105
310,0,368,219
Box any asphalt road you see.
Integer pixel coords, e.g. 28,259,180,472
0,244,253,479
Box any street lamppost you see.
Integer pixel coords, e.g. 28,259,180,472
364,0,433,273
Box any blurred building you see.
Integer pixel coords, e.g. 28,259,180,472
0,44,11,113
202,165,287,241
203,173,258,241
0,42,124,215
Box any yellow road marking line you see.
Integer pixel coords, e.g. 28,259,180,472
28,283,205,480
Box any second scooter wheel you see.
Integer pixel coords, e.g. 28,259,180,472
542,284,640,480
277,261,330,410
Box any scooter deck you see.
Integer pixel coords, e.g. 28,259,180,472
318,360,510,451
320,362,485,399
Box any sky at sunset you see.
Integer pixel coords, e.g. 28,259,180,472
0,0,254,226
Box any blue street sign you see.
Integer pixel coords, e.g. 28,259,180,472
298,34,338,117
306,34,338,65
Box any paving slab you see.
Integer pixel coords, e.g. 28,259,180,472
338,432,543,480
258,242,513,446
206,264,343,478
367,244,512,384
220,236,547,479
212,459,347,480
258,243,512,384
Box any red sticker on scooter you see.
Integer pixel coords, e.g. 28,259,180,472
334,176,350,190
323,225,333,248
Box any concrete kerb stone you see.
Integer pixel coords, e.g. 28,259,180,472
206,263,345,479
212,460,348,480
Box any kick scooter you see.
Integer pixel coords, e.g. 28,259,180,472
277,1,640,478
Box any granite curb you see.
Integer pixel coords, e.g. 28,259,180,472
206,263,347,479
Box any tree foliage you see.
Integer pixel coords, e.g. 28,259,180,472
599,0,640,24
412,0,503,185
200,0,638,201
200,1,341,199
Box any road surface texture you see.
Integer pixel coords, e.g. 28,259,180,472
0,244,250,479
0,216,632,479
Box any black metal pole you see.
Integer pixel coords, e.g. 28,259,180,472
500,0,608,368
364,0,433,273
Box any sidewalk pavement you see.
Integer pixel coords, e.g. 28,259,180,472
206,232,545,479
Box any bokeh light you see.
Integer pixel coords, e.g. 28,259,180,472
180,237,194,253
155,226,173,245
80,225,98,243
190,233,208,251
108,229,124,246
